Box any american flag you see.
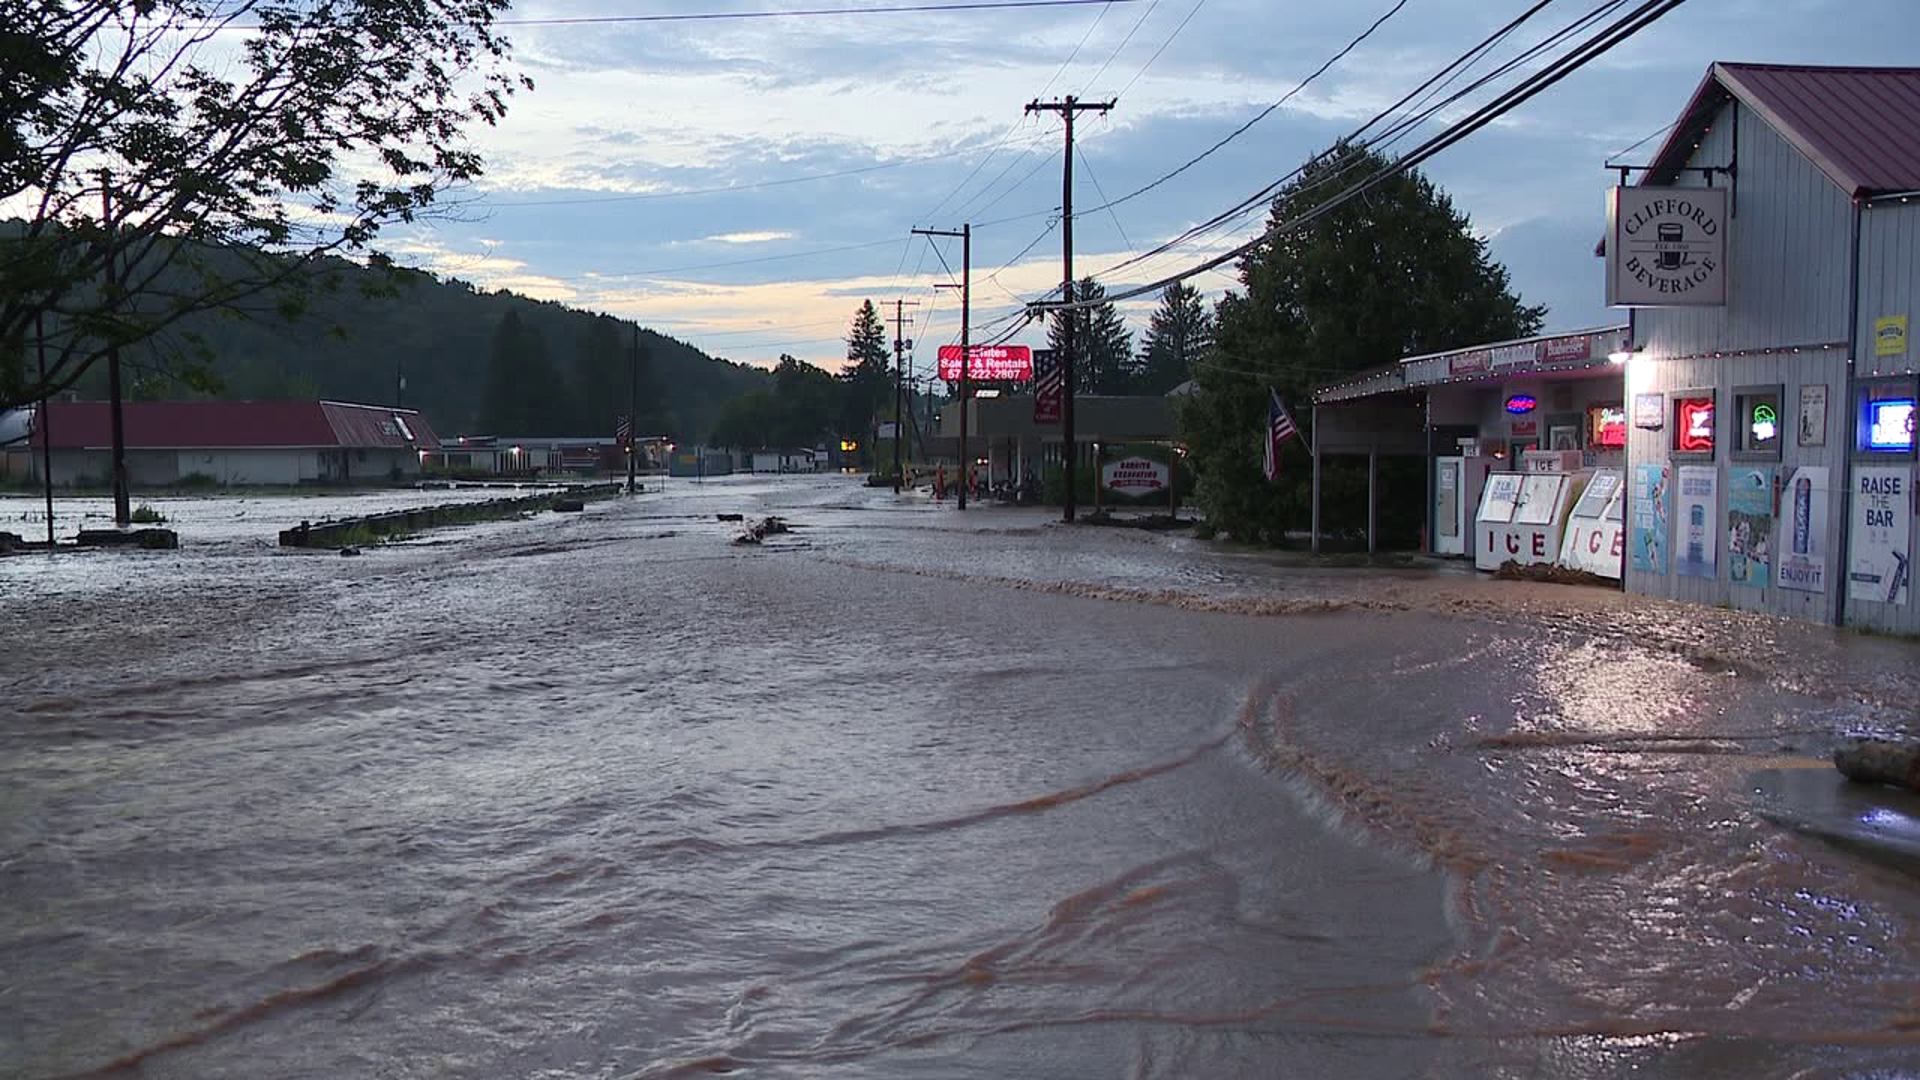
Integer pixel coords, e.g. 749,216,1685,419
1032,349,1064,424
1263,389,1299,482
615,414,633,446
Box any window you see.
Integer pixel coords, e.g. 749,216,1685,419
1672,390,1715,458
1855,377,1918,459
1733,384,1782,461
1586,403,1627,449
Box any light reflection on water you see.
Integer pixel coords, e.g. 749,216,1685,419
3,474,1917,1079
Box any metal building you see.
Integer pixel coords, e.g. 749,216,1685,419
1613,63,1919,632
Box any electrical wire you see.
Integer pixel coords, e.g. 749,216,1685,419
1038,0,1692,311
1088,0,1612,284
1112,0,1205,101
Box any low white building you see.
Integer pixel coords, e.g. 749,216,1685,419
27,399,441,486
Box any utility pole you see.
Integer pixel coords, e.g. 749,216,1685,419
917,224,971,509
889,299,917,493
627,324,641,495
35,313,54,549
1026,95,1112,523
100,176,131,527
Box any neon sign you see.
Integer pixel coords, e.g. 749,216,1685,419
1867,398,1915,451
1749,402,1778,444
1676,397,1714,453
1505,394,1538,415
1587,404,1626,448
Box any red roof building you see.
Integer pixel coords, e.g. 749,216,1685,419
30,400,440,452
25,400,441,486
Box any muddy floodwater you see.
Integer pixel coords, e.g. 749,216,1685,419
3,475,1918,1079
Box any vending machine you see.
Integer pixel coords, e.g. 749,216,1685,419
1434,453,1498,557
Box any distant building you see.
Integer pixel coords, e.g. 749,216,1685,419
435,435,637,477
26,400,440,486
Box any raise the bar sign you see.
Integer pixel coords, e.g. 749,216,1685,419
938,344,1032,381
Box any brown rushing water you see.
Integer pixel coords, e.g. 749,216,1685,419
3,475,1917,1079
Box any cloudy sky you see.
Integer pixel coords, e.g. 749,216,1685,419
391,0,1920,383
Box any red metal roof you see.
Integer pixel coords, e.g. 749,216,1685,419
31,400,439,451
321,401,441,451
1648,63,1920,197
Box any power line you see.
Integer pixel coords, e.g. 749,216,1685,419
1087,0,1599,284
1113,0,1205,101
1034,1,1117,101
1077,0,1159,96
1074,143,1132,250
1038,0,1693,312
410,0,1153,27
1071,0,1416,224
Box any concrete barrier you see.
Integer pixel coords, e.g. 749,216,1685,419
279,484,625,548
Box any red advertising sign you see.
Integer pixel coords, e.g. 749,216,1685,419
938,344,1032,381
1675,396,1715,453
1543,334,1594,364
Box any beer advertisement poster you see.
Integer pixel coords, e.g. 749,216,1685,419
1847,466,1911,606
1727,467,1776,586
1630,462,1670,575
1775,466,1830,594
1675,465,1719,579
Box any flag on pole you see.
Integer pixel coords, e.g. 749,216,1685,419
1263,389,1299,482
615,414,633,448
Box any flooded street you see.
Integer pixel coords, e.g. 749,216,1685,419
4,475,1918,1078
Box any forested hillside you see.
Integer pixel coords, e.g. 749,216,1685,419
54,250,768,442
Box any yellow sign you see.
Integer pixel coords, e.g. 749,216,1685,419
1875,314,1908,357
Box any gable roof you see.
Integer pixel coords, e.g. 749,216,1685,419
1647,62,1920,198
30,400,440,452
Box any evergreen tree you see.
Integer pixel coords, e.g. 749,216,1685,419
572,316,666,438
839,300,893,443
1047,277,1136,396
479,311,567,434
1138,282,1214,396
1181,143,1545,544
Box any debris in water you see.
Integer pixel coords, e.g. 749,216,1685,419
1835,738,1920,793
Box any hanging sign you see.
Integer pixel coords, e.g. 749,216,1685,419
1848,466,1911,605
1630,462,1670,574
1727,466,1776,587
1606,186,1729,307
1675,465,1719,579
1032,349,1062,424
1776,466,1831,594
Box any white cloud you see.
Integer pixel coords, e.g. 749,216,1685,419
702,230,796,245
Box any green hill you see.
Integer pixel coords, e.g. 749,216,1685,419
55,254,769,442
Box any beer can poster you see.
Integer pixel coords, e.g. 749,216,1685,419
1726,466,1776,586
1630,462,1670,575
1674,465,1718,579
1775,466,1830,594
1847,465,1911,605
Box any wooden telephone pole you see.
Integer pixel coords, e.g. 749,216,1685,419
1025,96,1112,523
915,225,971,509
890,299,918,492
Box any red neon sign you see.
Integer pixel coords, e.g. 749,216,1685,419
938,344,1032,381
1588,404,1626,449
1675,397,1714,452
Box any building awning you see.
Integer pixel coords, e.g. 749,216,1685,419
1314,326,1628,405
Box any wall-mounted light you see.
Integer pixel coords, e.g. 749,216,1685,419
1608,345,1643,365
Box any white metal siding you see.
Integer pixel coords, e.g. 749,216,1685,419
1637,100,1852,358
1624,99,1857,625
1847,198,1920,635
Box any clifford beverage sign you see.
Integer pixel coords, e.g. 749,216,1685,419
1607,186,1728,307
